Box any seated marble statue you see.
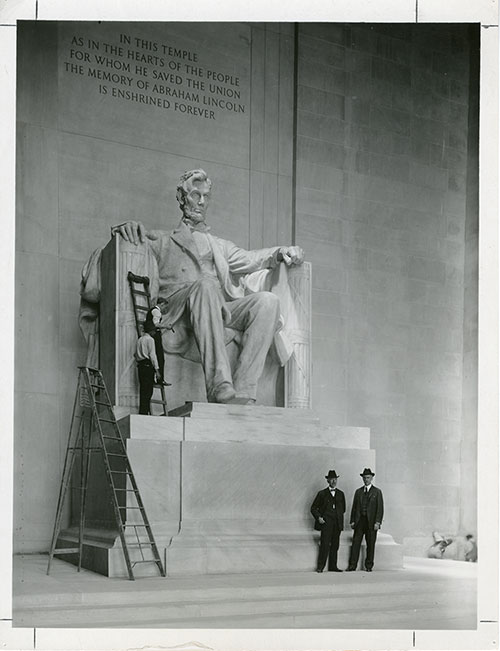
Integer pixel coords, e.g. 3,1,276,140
81,169,304,405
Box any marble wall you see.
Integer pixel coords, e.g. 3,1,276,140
14,21,478,554
294,23,478,548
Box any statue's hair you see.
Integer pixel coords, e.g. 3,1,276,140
176,169,212,208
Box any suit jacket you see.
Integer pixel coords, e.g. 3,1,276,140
148,221,280,320
349,485,384,529
310,487,346,531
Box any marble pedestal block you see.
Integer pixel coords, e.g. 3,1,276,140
57,404,403,577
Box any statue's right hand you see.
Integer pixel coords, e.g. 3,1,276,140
110,221,147,245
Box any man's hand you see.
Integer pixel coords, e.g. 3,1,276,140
374,522,381,531
111,221,148,245
279,245,304,266
317,516,325,525
350,522,355,529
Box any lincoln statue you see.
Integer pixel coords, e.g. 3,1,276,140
85,169,305,405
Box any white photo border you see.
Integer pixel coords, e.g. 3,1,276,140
1,0,498,649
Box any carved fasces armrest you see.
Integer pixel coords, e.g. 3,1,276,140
245,261,312,408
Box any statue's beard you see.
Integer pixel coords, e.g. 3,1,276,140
183,207,206,223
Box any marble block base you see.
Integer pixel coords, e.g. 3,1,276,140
58,404,402,578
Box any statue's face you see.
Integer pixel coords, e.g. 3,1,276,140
182,180,211,223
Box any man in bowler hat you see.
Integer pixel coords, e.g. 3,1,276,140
310,470,346,573
347,468,384,572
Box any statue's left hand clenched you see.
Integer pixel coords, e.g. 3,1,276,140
278,245,305,266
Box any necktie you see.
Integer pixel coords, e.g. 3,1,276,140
364,487,368,494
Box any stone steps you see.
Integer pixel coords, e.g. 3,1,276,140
13,555,477,629
16,572,460,608
15,578,475,629
122,412,370,449
168,402,322,420
138,604,473,630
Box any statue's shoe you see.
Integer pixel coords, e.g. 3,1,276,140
213,382,236,403
228,397,256,405
230,393,256,405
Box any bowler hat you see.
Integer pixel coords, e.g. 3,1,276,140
325,470,339,479
360,467,375,477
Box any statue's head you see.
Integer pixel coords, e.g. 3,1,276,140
176,169,212,223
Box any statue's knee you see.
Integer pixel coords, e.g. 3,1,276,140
257,291,280,315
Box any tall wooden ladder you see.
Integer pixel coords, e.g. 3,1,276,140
47,366,166,581
127,271,169,416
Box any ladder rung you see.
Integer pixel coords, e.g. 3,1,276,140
114,488,138,492
102,435,121,440
107,453,127,457
131,560,162,565
150,400,168,405
118,507,143,510
110,470,131,475
54,548,79,554
98,418,116,424
123,523,151,528
94,400,112,406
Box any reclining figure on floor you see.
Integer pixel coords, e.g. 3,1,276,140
79,169,304,405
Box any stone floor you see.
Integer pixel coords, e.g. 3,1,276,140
12,554,477,629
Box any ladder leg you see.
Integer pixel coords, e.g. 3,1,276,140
77,415,93,572
47,375,85,575
160,385,168,416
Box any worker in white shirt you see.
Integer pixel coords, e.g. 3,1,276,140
135,320,161,415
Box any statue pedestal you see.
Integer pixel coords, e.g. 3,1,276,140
57,404,403,577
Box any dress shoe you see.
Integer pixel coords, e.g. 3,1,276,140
365,568,372,572
315,568,323,573
345,567,356,572
329,567,343,572
213,382,236,403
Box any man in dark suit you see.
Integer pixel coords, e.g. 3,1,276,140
347,467,384,572
310,470,346,573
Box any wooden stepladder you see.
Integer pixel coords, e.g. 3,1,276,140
127,271,169,415
47,367,166,580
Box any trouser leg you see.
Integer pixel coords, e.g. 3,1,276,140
187,277,233,400
153,329,165,381
317,523,333,571
327,524,341,570
227,291,280,399
364,528,378,569
138,363,154,415
349,518,366,569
